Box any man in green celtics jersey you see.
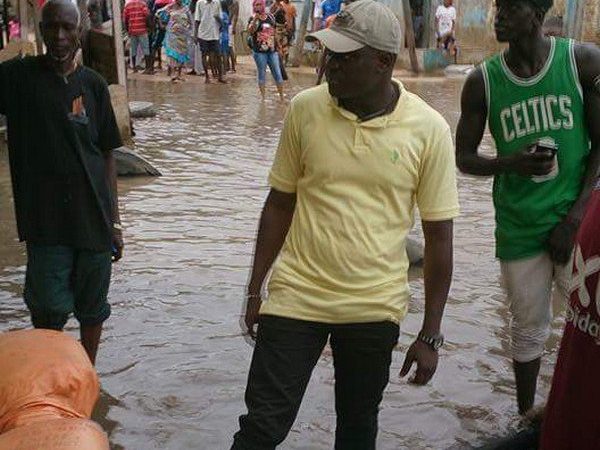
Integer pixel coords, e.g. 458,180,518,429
456,0,600,415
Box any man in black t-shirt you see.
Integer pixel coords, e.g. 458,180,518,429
0,0,123,365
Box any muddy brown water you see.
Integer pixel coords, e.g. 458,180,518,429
0,72,564,449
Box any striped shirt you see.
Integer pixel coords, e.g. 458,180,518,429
123,0,149,36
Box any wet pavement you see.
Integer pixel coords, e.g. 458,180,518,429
0,71,565,449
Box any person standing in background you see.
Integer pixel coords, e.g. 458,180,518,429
435,0,456,55
227,0,239,72
219,0,231,75
0,0,124,365
123,0,154,73
8,17,20,40
247,0,284,100
152,0,173,71
320,0,341,25
410,0,424,47
271,0,289,78
282,0,296,51
456,0,600,415
147,0,157,65
312,0,323,30
163,0,194,82
195,0,224,83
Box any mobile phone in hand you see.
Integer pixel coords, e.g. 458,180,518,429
532,138,558,157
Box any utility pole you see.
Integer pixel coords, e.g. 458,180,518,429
2,0,8,47
111,0,127,86
402,0,419,73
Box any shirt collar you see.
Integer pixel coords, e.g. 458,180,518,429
328,79,406,128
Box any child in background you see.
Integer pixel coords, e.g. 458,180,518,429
8,17,20,40
220,0,230,77
227,20,236,72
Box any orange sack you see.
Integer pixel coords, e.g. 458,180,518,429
0,329,109,449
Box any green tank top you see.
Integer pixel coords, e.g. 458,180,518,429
482,37,590,261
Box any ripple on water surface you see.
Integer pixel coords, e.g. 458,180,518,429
0,75,564,449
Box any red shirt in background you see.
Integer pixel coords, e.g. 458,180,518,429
123,0,150,36
540,183,600,450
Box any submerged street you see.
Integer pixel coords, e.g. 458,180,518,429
0,71,565,449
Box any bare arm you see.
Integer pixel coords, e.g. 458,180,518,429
194,3,201,39
421,220,453,337
456,68,553,177
400,220,453,385
105,151,123,261
570,44,600,222
456,68,505,176
230,0,239,32
244,188,296,337
247,15,260,34
105,152,121,225
548,44,600,264
248,188,296,293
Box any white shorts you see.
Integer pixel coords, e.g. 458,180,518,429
501,252,571,363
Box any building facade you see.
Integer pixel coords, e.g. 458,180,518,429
455,0,600,65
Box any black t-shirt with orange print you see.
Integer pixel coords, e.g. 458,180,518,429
0,56,122,251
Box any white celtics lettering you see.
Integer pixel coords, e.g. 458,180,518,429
499,94,574,142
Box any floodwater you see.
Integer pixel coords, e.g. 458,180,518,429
0,71,566,450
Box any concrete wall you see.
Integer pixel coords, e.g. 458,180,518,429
395,0,501,70
304,0,600,71
451,0,600,65
545,0,600,43
108,85,133,145
580,2,600,43
454,0,501,65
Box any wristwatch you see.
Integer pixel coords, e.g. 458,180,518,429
417,331,444,351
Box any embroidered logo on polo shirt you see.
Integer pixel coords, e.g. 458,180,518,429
390,149,400,164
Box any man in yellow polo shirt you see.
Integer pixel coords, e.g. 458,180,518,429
232,1,459,448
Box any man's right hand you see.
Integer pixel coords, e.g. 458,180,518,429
506,149,555,177
244,292,262,340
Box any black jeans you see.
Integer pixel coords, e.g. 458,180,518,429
231,315,400,450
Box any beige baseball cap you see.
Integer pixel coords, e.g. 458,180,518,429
307,0,402,55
